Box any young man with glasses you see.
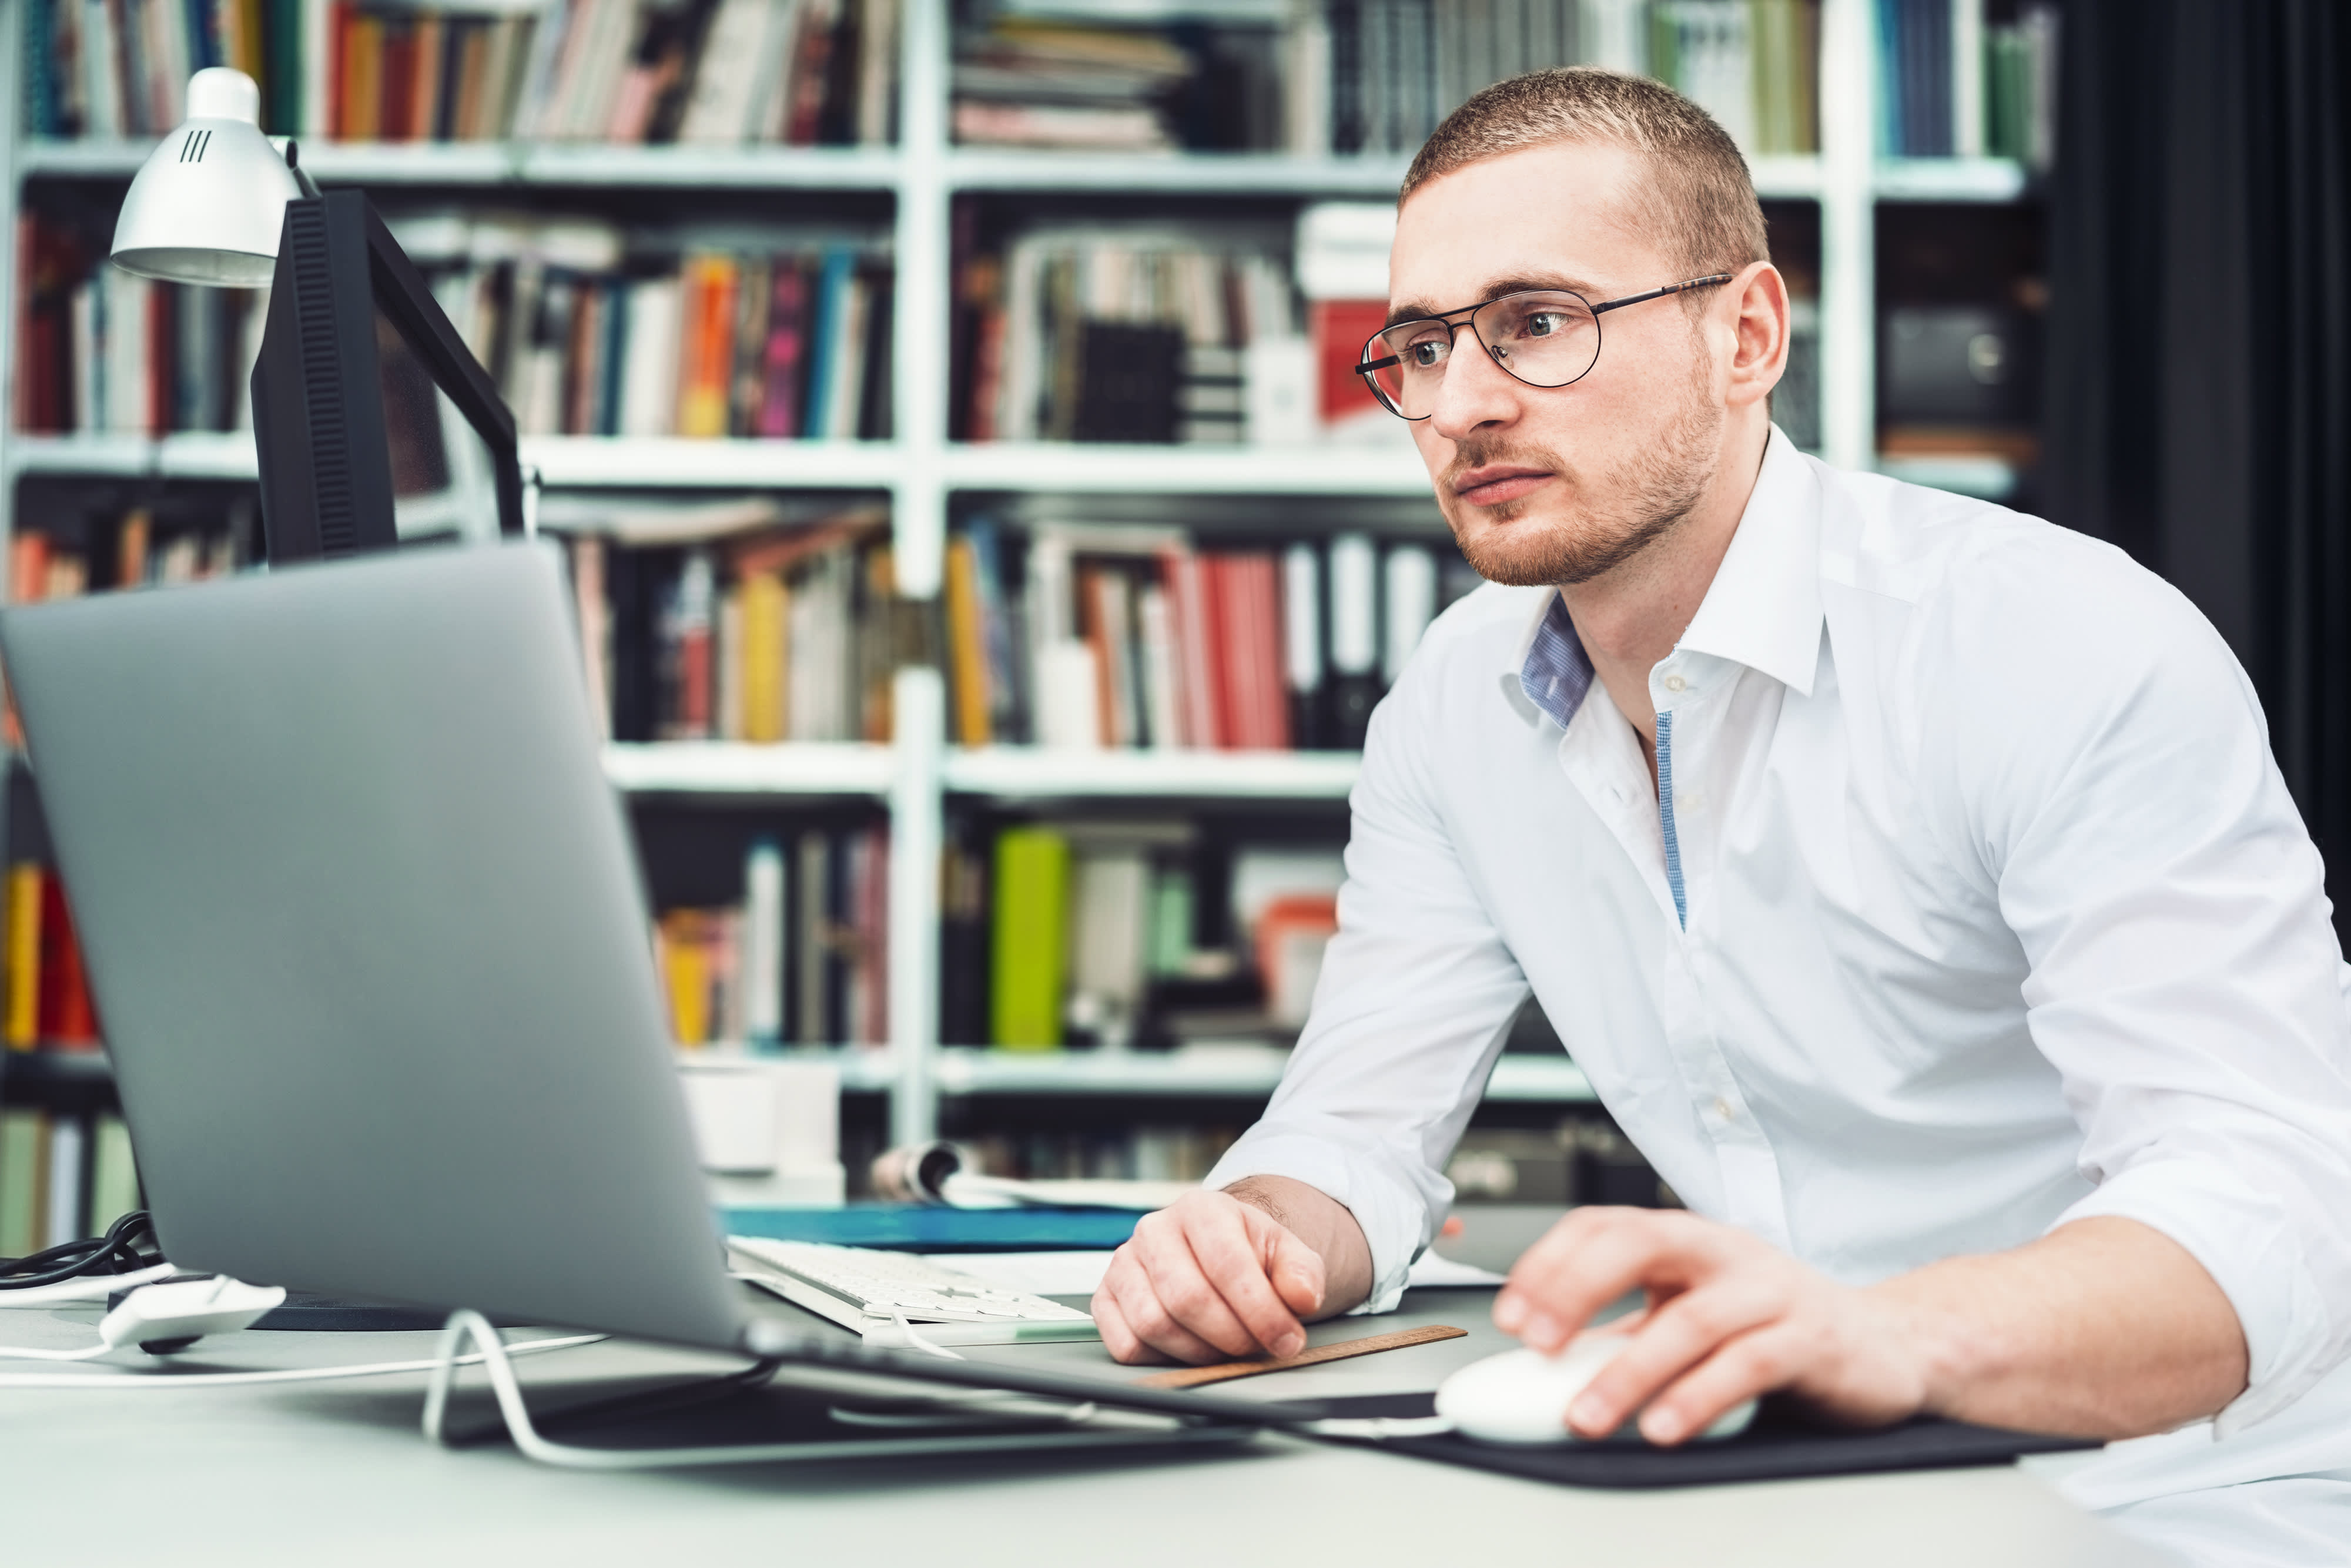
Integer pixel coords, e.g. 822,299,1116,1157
1091,67,2351,1562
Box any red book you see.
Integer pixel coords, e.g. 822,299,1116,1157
1216,552,1289,751
1311,300,1389,426
1160,547,1217,749
38,873,99,1047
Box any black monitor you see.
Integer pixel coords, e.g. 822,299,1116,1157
249,189,524,564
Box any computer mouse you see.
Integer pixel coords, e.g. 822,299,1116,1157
1434,1334,1758,1446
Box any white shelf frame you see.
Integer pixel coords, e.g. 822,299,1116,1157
1,0,2030,1146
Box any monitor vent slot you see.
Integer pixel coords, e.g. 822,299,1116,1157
286,204,357,557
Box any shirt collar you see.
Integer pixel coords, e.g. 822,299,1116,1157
1673,426,1824,696
1511,426,1823,729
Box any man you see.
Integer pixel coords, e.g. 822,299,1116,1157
1091,68,2351,1562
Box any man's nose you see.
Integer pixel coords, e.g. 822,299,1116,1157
1427,330,1524,441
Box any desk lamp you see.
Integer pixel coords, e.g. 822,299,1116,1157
108,66,318,287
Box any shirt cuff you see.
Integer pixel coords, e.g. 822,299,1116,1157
1203,1117,1444,1316
2052,1157,2330,1435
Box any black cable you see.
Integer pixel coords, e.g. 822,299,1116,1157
0,1210,163,1289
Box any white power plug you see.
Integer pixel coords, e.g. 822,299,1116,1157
97,1276,287,1353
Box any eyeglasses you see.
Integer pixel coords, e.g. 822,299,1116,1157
1355,274,1734,420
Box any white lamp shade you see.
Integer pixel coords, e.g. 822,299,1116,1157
110,68,303,288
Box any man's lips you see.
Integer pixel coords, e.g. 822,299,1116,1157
1452,465,1555,506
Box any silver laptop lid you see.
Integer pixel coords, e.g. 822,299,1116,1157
0,541,749,1351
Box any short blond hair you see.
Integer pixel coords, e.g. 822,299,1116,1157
1402,66,1769,279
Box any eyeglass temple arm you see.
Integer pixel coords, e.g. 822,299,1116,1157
1589,273,1736,316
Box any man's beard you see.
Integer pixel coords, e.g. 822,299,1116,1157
1441,366,1724,588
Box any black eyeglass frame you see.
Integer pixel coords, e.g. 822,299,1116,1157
1355,273,1736,420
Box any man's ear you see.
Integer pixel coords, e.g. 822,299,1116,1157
1723,261,1790,410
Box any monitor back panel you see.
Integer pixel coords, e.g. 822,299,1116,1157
0,543,746,1351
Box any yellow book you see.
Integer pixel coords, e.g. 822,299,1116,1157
660,911,711,1046
943,536,993,747
740,569,788,743
4,864,40,1050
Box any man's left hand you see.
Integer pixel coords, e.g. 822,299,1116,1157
1495,1207,1935,1444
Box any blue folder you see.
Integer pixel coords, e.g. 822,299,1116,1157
721,1205,1143,1252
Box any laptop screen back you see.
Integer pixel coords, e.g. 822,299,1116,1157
0,542,746,1351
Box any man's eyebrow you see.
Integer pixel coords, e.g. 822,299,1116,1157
1384,274,1606,329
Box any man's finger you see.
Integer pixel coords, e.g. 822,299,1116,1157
1166,1204,1308,1358
1499,1209,1709,1353
1131,1208,1271,1358
1566,1279,1780,1438
1252,1211,1328,1322
1636,1321,1807,1446
1091,1283,1167,1366
1107,1251,1230,1365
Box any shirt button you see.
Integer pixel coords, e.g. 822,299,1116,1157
1712,1095,1736,1123
1662,674,1688,693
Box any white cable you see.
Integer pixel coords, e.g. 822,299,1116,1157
0,1331,603,1389
887,1309,966,1361
0,1263,179,1308
0,1338,115,1362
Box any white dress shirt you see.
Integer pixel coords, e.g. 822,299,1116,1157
1205,428,2351,1520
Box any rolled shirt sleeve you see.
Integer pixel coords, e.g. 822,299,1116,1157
1204,646,1532,1313
1954,546,2351,1434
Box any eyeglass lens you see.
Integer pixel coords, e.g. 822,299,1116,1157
1363,291,1601,418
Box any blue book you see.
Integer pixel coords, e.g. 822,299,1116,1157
799,246,856,440
721,1205,1143,1253
1876,0,1904,156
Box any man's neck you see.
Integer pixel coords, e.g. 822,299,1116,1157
1563,411,1772,779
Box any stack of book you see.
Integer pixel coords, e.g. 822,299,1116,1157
20,0,899,146
404,217,896,442
941,821,1348,1052
952,14,1204,152
942,520,1468,753
1876,0,2058,165
332,0,897,145
558,500,905,744
0,1109,140,1260
654,831,889,1047
11,215,263,436
953,226,1308,445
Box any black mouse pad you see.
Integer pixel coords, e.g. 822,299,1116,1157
1285,1393,2100,1489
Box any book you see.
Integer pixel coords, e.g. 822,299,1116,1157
990,826,1069,1050
4,863,42,1050
90,1114,140,1227
0,1110,45,1256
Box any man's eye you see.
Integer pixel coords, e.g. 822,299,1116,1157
1405,339,1448,368
1525,312,1568,337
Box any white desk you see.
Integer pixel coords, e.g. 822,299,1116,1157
0,1278,2160,1568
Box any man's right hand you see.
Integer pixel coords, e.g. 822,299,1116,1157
1092,1188,1331,1365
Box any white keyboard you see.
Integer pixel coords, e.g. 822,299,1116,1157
726,1237,1100,1347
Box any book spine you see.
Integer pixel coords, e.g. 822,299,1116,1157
4,865,43,1049
990,826,1069,1050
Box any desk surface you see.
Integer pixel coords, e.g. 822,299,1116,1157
0,1276,2161,1568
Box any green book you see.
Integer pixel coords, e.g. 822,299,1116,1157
990,826,1070,1051
1,1110,45,1258
91,1114,140,1229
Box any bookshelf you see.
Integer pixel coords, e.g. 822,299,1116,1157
1,0,2046,1181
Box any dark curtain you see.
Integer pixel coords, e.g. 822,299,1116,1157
2047,0,2351,927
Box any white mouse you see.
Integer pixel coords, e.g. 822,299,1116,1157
1435,1334,1758,1446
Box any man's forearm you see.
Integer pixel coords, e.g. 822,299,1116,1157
1224,1175,1377,1319
1874,1215,2249,1439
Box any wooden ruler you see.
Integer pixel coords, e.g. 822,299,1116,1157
1133,1324,1467,1389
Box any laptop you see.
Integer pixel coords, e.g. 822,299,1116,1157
0,541,1290,1462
